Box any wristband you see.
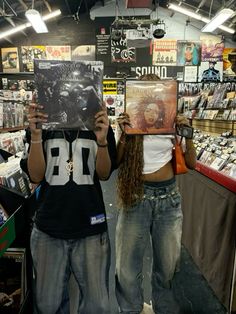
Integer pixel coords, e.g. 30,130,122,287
97,142,108,148
31,140,42,144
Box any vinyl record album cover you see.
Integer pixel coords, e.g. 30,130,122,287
125,80,177,134
34,59,104,130
0,248,27,312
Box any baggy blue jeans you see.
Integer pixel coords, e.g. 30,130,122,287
115,178,182,314
30,225,111,314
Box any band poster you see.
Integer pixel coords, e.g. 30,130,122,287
21,46,46,72
200,35,225,62
152,39,177,66
111,30,136,63
125,80,177,135
71,45,96,61
223,48,236,77
1,47,20,73
177,40,201,66
45,46,71,60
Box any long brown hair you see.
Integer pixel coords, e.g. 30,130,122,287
117,74,160,209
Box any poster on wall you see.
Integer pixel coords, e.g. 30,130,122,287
111,29,136,63
103,79,125,131
184,66,198,82
177,41,201,66
96,26,111,66
1,47,20,73
200,35,224,62
222,48,236,80
130,65,184,80
71,45,96,61
152,39,177,66
46,46,71,60
21,46,46,72
198,61,223,82
124,80,177,135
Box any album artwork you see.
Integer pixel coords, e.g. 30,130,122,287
177,40,201,66
1,48,20,73
71,45,96,61
200,35,224,62
222,48,236,82
125,80,177,135
34,59,104,130
46,46,71,61
152,40,177,66
0,248,27,312
21,46,46,72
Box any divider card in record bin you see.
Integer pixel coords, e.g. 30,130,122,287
125,80,177,135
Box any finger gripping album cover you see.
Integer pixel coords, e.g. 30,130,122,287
125,80,177,135
34,59,104,130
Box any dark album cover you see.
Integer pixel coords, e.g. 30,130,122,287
125,80,177,135
0,248,27,313
34,59,104,130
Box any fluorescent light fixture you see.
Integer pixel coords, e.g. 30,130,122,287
168,4,202,20
201,8,234,32
168,3,235,34
0,9,61,40
25,9,48,33
42,9,62,21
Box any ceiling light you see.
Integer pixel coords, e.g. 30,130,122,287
201,8,234,32
168,3,235,34
0,9,61,40
168,4,202,20
25,9,48,33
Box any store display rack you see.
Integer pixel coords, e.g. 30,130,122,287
195,161,236,193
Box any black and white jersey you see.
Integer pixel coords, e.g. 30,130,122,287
20,127,117,239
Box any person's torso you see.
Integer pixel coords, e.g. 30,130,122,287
34,129,111,239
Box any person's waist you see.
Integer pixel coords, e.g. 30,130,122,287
143,176,175,188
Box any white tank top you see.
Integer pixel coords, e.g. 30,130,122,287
142,135,174,174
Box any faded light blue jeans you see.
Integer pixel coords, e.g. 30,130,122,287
115,177,182,314
30,226,111,314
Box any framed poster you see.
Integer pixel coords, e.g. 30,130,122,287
125,80,177,135
1,48,19,73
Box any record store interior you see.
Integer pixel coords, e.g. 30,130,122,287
0,0,236,314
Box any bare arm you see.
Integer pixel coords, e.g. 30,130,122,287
27,103,48,183
94,104,111,180
184,138,197,169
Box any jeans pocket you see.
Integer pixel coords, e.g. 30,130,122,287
170,191,181,209
100,231,110,247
